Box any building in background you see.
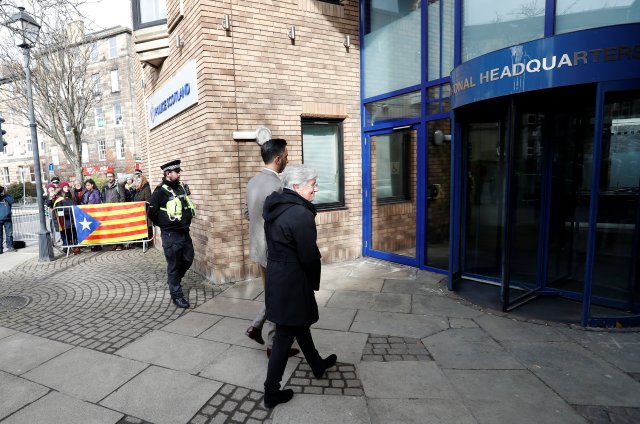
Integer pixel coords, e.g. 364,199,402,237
0,26,140,185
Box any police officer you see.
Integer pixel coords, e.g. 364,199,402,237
149,159,196,308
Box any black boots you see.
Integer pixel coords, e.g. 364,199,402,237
264,389,294,409
172,297,190,308
312,354,337,378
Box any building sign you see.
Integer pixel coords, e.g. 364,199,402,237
147,60,199,129
451,24,640,109
83,165,110,176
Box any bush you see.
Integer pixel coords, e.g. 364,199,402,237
6,182,37,200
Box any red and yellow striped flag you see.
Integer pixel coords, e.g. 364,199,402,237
76,202,149,245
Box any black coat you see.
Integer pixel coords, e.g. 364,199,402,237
263,188,321,327
148,179,193,230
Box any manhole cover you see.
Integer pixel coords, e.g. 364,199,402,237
0,295,31,313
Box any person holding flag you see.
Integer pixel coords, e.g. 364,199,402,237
148,159,196,309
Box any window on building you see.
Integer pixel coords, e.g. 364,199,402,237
108,37,117,58
95,107,105,129
98,140,106,161
40,138,45,151
1,167,9,185
555,0,640,34
20,166,34,182
114,103,123,125
51,146,60,165
427,0,455,81
1,142,6,154
90,42,99,62
302,120,344,208
26,138,32,153
110,69,120,93
375,132,410,202
132,0,167,30
92,73,101,96
115,138,125,160
81,142,89,163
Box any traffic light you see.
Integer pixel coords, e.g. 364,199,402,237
0,117,6,149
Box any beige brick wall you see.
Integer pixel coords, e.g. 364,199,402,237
135,0,362,282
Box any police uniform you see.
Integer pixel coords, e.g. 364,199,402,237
148,159,196,308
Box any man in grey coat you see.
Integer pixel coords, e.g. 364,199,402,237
244,138,299,357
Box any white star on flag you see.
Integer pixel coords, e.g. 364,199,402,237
79,217,92,231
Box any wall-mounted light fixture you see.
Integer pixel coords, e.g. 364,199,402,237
433,130,451,145
343,35,351,49
175,34,183,49
222,14,230,31
288,25,296,42
233,126,272,144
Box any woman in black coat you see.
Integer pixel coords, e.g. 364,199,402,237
262,164,336,409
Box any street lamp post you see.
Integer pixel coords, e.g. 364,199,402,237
7,7,53,261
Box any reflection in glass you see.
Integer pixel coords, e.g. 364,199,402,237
556,0,639,34
365,91,421,127
371,130,417,258
140,0,167,24
462,0,545,61
364,0,421,98
302,121,343,206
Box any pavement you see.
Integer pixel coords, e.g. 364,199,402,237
0,242,639,424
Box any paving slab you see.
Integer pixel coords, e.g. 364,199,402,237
100,365,221,424
358,361,458,399
422,328,524,370
321,275,385,292
194,296,262,319
368,398,477,424
4,391,122,424
449,318,479,328
315,306,357,331
310,328,369,365
348,260,416,280
327,291,412,313
219,278,263,300
382,279,448,295
412,294,483,318
0,333,73,375
22,346,147,403
0,326,16,339
475,314,567,342
506,341,640,406
314,289,334,307
160,312,224,337
199,316,269,351
351,310,448,339
115,330,230,374
445,369,586,424
199,345,298,391
271,394,369,424
559,329,640,373
0,371,49,420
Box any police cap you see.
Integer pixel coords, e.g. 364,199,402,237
160,159,181,172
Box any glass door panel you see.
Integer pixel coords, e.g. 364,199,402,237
370,129,418,258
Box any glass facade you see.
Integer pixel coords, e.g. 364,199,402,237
556,0,640,34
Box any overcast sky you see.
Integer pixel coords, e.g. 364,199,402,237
79,0,132,31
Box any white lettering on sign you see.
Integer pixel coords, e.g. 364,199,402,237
147,61,199,129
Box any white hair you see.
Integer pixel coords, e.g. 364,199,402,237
282,164,317,190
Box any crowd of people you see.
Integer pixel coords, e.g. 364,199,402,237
45,167,152,253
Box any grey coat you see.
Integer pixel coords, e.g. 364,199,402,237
245,169,282,267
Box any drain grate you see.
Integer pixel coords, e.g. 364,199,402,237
0,295,31,313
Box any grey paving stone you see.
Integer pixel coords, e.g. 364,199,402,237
368,398,477,424
351,310,448,339
100,366,222,424
309,328,369,365
475,314,566,342
4,391,123,424
161,312,223,337
199,316,269,351
358,361,458,399
314,289,334,307
270,394,369,424
327,291,411,313
0,371,49,420
115,330,230,374
412,294,483,318
445,369,585,424
194,297,262,320
219,279,263,300
23,346,147,402
316,306,358,331
381,279,447,295
0,326,17,339
321,275,385,292
560,329,640,374
0,333,73,375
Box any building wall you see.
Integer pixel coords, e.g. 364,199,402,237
136,0,362,282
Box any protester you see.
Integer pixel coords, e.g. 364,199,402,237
60,181,73,200
102,170,125,250
82,179,102,252
133,173,152,202
262,164,337,409
72,180,85,205
53,183,80,254
0,185,17,254
50,176,61,194
124,176,136,202
243,138,298,358
148,159,196,308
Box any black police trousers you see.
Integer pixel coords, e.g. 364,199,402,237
161,229,194,299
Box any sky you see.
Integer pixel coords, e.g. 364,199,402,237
78,0,132,31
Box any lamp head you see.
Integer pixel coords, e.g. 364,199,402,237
7,7,41,49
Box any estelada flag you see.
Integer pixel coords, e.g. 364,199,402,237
74,202,148,245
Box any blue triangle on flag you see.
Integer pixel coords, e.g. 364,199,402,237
74,205,102,243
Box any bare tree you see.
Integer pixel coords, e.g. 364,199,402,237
0,1,96,182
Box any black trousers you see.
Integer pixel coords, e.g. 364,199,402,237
161,229,194,298
264,324,323,393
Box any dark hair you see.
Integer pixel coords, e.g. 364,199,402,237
260,138,287,165
84,179,97,190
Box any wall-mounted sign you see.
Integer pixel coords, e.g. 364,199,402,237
451,24,640,109
147,60,199,129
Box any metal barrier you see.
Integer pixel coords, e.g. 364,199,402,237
11,204,40,241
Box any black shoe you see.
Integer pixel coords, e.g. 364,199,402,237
245,326,265,345
172,297,190,308
312,354,337,378
90,246,102,252
264,389,294,409
266,348,300,358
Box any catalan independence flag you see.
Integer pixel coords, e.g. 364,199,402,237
74,202,149,245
